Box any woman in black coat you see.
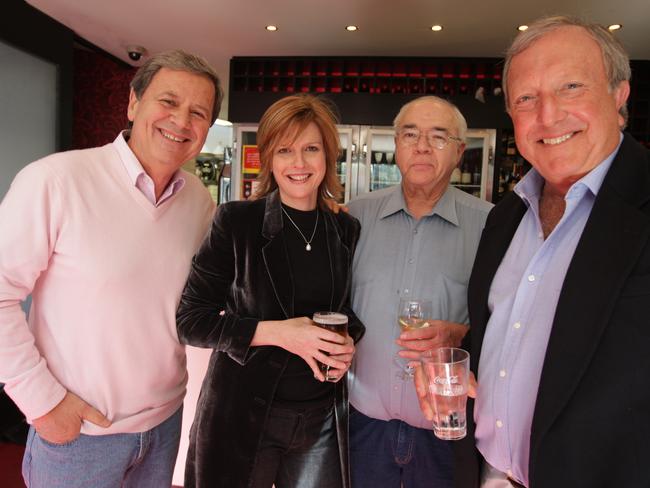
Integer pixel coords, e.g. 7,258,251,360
177,94,364,488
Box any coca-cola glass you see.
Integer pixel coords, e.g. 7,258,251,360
420,348,470,440
312,312,348,381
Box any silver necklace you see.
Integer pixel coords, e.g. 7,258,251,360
281,207,319,251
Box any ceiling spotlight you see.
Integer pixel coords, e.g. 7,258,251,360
517,25,529,31
431,25,443,32
345,25,358,32
608,24,622,31
265,25,278,31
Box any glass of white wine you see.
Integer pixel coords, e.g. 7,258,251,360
395,298,433,379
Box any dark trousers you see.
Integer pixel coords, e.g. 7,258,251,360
350,407,453,488
249,403,342,488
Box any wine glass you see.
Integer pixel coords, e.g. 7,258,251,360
394,298,433,379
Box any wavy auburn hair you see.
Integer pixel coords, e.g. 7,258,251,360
253,95,342,209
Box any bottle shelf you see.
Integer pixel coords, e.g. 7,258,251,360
231,57,504,96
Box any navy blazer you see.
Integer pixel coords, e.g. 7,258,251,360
456,134,650,487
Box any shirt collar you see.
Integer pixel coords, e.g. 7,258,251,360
515,132,623,205
379,184,460,226
113,130,186,195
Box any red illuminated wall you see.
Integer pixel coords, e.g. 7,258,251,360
72,49,135,149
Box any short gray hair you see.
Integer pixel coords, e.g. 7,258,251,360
502,15,631,125
393,96,468,142
130,49,223,125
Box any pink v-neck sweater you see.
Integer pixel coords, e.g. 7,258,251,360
0,138,214,434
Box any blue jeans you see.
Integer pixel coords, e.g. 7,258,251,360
349,407,453,488
22,406,182,488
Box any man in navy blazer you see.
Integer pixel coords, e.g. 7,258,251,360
417,15,650,488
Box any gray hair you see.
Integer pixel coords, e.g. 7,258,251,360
130,49,223,125
393,96,468,142
502,15,631,125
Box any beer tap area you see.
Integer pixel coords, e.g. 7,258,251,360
190,123,233,204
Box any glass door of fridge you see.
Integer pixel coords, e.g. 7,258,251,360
361,126,398,195
337,125,357,203
458,129,496,201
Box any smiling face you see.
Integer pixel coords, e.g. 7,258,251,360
394,100,465,192
127,67,215,177
507,26,630,194
271,122,326,210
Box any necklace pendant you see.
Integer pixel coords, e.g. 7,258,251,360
305,243,312,251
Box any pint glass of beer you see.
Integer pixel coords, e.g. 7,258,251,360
312,311,348,382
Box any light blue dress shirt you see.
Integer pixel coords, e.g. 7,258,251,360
475,135,623,486
348,185,492,429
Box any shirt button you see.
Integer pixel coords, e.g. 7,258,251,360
513,322,521,329
499,370,506,378
528,274,536,282
496,420,503,428
404,289,409,294
408,259,414,264
393,386,398,391
413,229,418,234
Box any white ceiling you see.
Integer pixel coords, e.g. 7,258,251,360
26,0,650,119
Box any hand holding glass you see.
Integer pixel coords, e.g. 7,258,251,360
312,312,348,382
419,347,470,440
395,298,433,379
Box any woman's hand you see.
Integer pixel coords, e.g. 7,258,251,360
322,333,355,382
252,317,355,381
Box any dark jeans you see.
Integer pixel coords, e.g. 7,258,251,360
349,406,453,488
250,403,342,488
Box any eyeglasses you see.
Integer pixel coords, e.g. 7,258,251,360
396,127,463,150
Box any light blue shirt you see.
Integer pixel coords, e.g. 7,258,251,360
348,185,492,429
475,135,623,486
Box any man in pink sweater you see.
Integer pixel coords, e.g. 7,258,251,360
0,50,220,487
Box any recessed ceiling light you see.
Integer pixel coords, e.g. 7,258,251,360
265,25,278,32
345,25,358,32
518,25,529,31
608,24,622,31
431,25,443,32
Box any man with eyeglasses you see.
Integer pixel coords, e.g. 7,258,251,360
346,96,493,488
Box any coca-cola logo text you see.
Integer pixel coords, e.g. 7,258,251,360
434,375,459,385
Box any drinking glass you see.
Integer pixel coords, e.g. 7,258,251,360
395,298,432,379
419,347,470,440
312,311,348,382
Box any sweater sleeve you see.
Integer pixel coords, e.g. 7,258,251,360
0,162,67,421
176,203,259,365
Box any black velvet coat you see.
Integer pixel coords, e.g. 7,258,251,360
177,189,364,488
455,134,650,487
